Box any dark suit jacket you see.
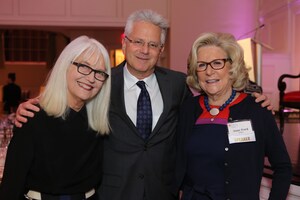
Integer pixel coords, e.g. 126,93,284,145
98,61,191,200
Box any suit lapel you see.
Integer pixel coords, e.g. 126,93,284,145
111,63,137,131
151,67,172,136
111,64,126,114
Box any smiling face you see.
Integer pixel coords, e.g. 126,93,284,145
67,53,106,111
122,21,164,79
197,45,233,102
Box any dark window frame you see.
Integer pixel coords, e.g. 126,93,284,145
3,30,49,63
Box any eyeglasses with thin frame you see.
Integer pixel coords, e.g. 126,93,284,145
124,35,163,50
71,61,109,82
196,58,232,72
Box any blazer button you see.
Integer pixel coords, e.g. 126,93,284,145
144,144,147,151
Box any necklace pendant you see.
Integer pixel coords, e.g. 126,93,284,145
210,108,219,116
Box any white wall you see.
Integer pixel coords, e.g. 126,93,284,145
169,0,258,73
258,0,300,110
0,0,170,27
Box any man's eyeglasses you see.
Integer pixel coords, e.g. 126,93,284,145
125,35,163,50
196,58,232,72
71,61,109,82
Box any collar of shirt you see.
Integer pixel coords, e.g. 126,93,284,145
123,64,156,92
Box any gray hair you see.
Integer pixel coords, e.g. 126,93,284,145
124,9,169,45
40,35,111,134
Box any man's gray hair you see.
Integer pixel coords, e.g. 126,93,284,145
124,9,169,45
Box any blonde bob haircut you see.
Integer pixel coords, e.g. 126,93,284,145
39,35,111,135
187,32,250,93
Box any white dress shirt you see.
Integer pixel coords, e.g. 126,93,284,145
123,65,163,130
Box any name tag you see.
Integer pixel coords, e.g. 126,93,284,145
227,120,256,144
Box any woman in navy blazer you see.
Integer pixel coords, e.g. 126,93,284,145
175,32,292,200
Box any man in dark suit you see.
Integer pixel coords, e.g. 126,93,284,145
97,10,191,200
99,64,190,199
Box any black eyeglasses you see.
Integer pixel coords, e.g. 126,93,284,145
71,61,109,82
196,58,232,72
124,35,163,50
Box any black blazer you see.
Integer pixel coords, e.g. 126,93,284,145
98,61,191,200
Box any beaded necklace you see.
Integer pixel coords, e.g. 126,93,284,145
204,90,237,116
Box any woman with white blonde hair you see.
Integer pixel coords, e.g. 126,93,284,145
0,35,111,200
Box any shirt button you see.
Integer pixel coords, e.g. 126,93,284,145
225,180,229,185
138,174,144,179
225,147,229,151
224,162,228,166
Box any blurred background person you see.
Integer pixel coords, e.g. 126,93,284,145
2,73,21,114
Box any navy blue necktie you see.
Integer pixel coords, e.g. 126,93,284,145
136,81,152,140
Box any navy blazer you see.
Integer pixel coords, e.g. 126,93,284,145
98,61,191,200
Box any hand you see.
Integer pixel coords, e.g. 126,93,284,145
252,92,275,115
15,98,40,128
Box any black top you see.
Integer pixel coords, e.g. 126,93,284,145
183,124,227,199
0,106,103,200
